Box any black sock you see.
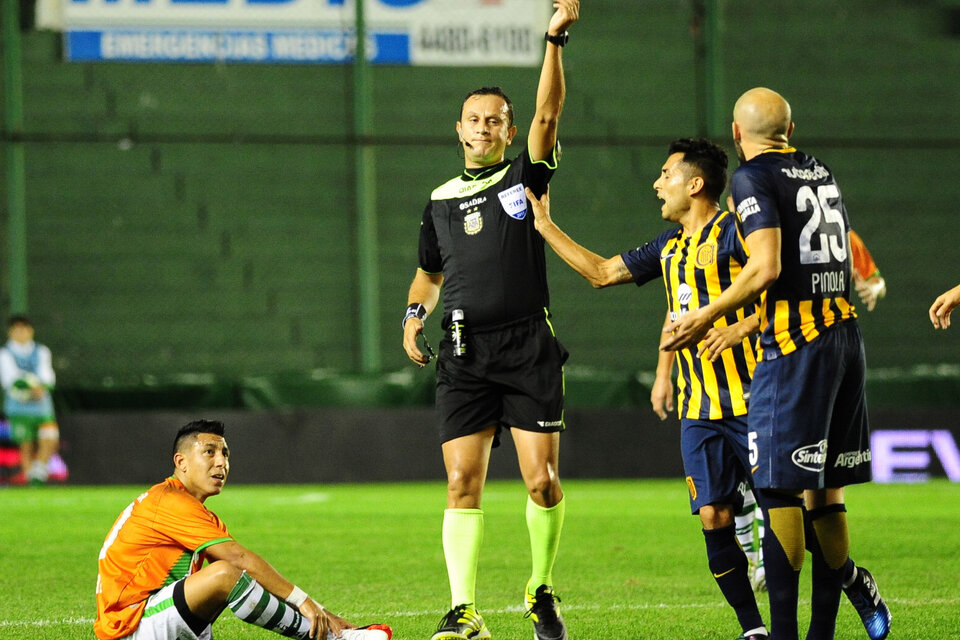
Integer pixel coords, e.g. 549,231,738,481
703,524,765,634
805,504,849,640
841,557,856,588
756,490,805,640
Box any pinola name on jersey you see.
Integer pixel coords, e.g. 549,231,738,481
811,270,847,294
780,165,831,181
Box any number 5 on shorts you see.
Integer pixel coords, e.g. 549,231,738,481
748,431,758,467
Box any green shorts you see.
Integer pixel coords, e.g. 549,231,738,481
9,415,57,444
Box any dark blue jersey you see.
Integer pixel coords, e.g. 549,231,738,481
731,147,856,359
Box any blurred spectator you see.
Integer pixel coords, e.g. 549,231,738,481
0,315,62,485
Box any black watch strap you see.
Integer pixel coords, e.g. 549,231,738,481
544,31,569,47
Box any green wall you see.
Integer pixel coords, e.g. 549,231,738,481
2,0,959,386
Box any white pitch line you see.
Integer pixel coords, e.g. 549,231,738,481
0,616,95,628
379,595,960,618
4,596,957,628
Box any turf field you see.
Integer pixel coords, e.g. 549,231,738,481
1,479,957,640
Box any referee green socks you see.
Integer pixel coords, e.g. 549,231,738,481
526,495,566,589
442,508,484,608
441,498,564,610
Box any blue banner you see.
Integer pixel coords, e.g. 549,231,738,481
65,28,410,63
54,0,547,66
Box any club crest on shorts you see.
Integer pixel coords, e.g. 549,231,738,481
464,211,483,235
695,243,717,268
792,439,828,472
498,183,527,220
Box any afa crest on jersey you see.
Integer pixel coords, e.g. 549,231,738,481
464,211,483,235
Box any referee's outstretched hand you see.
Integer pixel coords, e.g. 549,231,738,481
548,0,580,36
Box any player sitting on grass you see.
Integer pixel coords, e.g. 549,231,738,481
94,419,391,640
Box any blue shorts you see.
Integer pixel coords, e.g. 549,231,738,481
748,321,872,490
681,415,752,515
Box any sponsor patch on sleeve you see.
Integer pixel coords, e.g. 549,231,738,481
737,196,760,220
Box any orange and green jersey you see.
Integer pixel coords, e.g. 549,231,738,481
732,147,857,359
849,229,880,280
94,477,232,640
622,209,758,420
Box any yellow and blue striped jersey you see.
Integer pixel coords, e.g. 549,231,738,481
622,210,758,420
731,147,857,360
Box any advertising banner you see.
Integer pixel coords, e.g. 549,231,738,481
56,0,551,65
871,429,960,483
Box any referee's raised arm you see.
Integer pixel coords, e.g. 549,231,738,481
529,0,580,162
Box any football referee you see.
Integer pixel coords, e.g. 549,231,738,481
401,2,579,640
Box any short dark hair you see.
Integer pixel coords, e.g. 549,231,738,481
173,419,225,457
667,138,729,204
460,86,514,127
7,314,31,329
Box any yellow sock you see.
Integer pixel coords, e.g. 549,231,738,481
526,495,565,589
442,508,483,608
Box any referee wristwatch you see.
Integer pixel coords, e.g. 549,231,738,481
544,31,569,47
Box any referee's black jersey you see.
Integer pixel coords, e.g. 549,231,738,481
418,144,558,329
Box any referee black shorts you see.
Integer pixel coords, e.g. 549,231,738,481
434,312,569,446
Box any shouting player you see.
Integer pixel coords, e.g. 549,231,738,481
527,138,768,640
662,87,891,640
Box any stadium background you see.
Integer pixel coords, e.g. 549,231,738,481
2,0,959,482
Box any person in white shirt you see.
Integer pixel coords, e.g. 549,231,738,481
0,315,59,484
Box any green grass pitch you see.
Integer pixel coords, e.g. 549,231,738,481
1,479,957,639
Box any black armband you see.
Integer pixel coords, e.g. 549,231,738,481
402,303,427,330
544,31,569,47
